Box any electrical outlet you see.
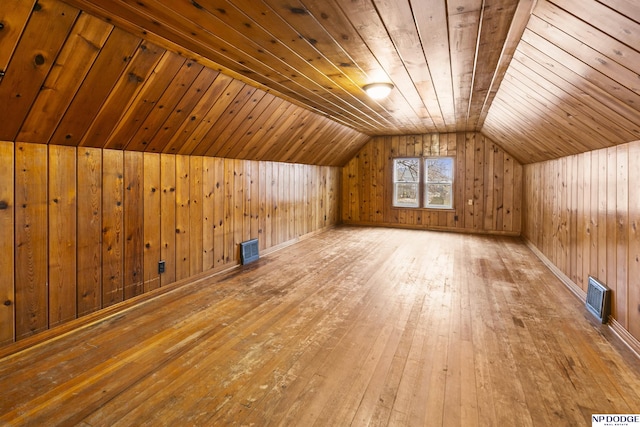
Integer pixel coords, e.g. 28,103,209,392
468,199,473,206
158,260,165,274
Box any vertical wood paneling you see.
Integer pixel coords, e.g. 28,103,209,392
143,153,161,292
576,155,586,288
224,160,235,264
464,134,475,229
264,162,274,249
175,155,191,281
484,141,496,230
124,151,144,299
589,153,599,282
250,161,260,240
48,145,77,327
102,150,124,307
15,143,48,339
473,135,485,230
455,133,465,229
341,132,522,234
202,157,215,270
597,149,607,283
160,154,176,286
496,150,508,230
189,156,203,276
616,145,628,328
628,142,640,340
512,154,523,234
606,148,617,316
77,147,102,316
259,162,268,249
0,142,341,346
242,160,251,242
0,142,14,345
569,155,578,284
234,159,246,255
523,139,640,342
503,153,514,232
212,158,225,267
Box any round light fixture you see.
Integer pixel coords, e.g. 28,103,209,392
363,82,394,100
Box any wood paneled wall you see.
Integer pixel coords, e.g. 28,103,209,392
0,141,340,346
522,140,640,342
341,132,522,235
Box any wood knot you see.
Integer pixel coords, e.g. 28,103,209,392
3,300,11,306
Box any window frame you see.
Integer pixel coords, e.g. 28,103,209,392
392,157,420,208
391,156,455,210
423,156,454,209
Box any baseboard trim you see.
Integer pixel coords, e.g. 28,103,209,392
341,220,520,237
522,237,640,360
522,237,586,301
608,318,640,359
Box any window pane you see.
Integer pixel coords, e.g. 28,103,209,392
425,183,452,208
394,158,419,182
394,183,419,207
425,158,453,183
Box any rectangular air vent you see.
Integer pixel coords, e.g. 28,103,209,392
240,238,259,265
586,276,610,324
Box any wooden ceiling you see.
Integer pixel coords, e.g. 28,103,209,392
0,0,370,166
55,0,528,136
483,0,640,163
1,0,639,164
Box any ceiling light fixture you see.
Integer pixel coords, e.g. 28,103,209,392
363,82,394,100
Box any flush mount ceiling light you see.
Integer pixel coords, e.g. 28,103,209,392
363,82,394,100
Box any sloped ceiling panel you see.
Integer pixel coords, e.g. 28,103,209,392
58,0,525,136
0,0,370,166
482,0,640,164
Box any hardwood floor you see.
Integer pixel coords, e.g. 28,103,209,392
1,226,639,426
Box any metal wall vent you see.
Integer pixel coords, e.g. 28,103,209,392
240,238,259,265
586,276,610,323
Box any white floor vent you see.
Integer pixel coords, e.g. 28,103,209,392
240,239,259,265
586,276,610,323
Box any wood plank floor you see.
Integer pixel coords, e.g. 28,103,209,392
1,226,640,426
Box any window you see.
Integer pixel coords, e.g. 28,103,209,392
393,158,420,207
392,157,454,209
424,157,454,209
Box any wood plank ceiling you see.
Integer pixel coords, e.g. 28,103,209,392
1,0,639,164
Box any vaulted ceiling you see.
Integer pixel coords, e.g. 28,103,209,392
1,0,639,165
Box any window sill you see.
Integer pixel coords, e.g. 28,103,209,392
392,206,455,212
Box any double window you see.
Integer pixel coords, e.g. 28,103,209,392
392,157,454,209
